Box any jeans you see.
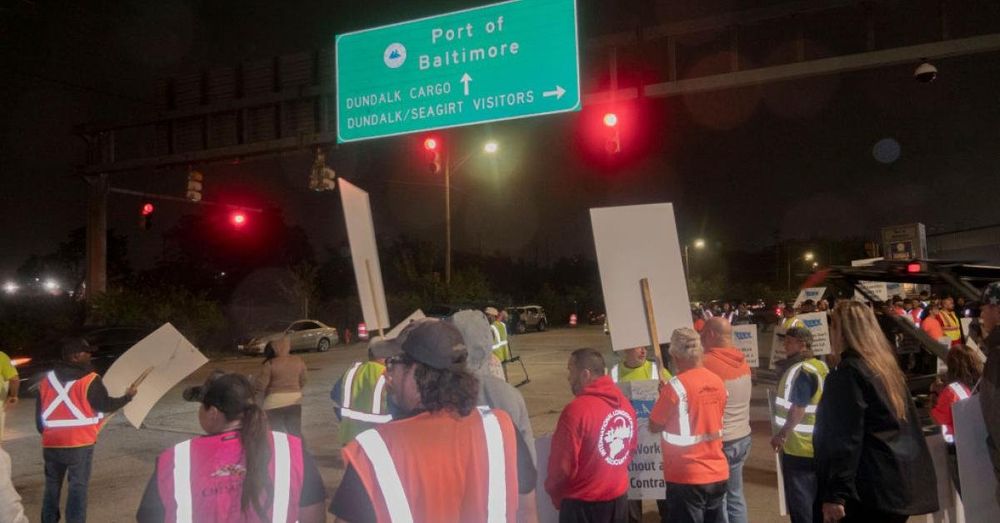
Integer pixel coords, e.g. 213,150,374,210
720,435,751,523
42,446,94,523
664,481,727,523
781,454,820,523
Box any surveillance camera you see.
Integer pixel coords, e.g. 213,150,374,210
914,61,937,83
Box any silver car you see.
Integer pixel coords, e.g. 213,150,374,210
238,319,339,355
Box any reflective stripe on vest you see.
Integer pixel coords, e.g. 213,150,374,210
341,363,393,424
490,325,508,351
40,372,104,428
773,361,828,433
171,432,293,523
662,377,723,447
611,361,659,383
355,409,507,523
941,382,971,443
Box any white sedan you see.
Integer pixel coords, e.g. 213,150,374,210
238,319,340,355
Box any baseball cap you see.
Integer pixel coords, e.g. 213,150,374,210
371,318,468,370
982,282,1000,306
781,326,813,346
60,338,95,359
181,370,250,417
484,306,499,316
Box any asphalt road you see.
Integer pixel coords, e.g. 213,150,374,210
3,325,786,522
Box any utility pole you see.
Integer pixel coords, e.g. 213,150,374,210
85,174,109,301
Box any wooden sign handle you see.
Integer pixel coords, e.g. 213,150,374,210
640,278,665,379
364,259,386,338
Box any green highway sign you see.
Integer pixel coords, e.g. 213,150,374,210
335,0,580,143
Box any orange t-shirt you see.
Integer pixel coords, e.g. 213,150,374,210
649,367,729,485
922,315,944,340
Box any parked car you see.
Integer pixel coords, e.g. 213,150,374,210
11,325,156,396
237,319,339,355
508,305,548,333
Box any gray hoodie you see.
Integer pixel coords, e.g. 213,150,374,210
449,309,537,466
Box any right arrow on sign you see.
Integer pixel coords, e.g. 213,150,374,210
542,85,566,99
460,73,472,96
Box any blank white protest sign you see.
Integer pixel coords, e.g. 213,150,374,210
339,178,390,331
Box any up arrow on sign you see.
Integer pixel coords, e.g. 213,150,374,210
460,73,472,96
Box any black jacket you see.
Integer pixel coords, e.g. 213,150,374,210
814,349,939,515
35,360,132,435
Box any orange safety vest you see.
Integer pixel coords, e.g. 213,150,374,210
936,311,961,346
343,408,519,523
38,371,106,448
656,368,729,485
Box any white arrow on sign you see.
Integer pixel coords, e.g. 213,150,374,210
460,73,472,96
542,85,566,100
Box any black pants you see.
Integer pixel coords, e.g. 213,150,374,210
560,495,629,523
946,445,962,496
627,498,669,523
782,454,821,523
266,404,302,437
663,481,727,523
839,499,908,523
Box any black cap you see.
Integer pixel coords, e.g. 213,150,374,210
61,338,94,359
780,326,814,346
182,371,255,417
371,318,467,370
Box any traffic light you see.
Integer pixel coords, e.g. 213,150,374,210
604,112,621,154
424,137,441,174
230,211,247,228
186,170,203,202
309,148,336,191
139,202,154,230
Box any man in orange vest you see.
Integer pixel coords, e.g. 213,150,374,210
37,338,138,523
328,319,525,523
649,328,729,523
937,297,962,347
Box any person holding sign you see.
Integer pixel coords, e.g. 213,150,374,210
546,348,637,522
648,328,728,523
769,327,828,523
37,338,140,523
815,301,938,522
609,345,671,384
701,318,753,523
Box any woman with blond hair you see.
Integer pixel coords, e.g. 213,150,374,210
814,301,938,523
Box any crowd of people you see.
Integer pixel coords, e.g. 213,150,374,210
0,282,998,523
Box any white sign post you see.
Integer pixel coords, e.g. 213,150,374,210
590,203,692,352
732,324,759,368
339,178,390,334
103,323,209,429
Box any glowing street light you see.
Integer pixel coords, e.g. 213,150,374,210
43,279,60,291
684,238,707,276
804,252,815,261
2,281,17,294
483,141,499,154
694,238,706,249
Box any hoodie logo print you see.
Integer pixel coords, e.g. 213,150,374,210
598,409,635,466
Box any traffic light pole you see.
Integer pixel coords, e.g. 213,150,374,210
108,187,264,213
444,146,452,286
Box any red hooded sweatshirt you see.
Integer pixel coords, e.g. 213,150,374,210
545,375,638,508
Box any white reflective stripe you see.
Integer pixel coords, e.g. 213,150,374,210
271,432,290,523
773,397,818,413
490,325,508,350
41,372,103,428
941,425,955,443
610,365,619,383
355,430,414,523
650,361,658,377
778,363,804,410
341,409,393,423
479,408,507,523
662,377,723,447
773,416,814,434
372,375,387,415
663,431,722,446
173,440,193,523
949,382,970,401
342,362,362,410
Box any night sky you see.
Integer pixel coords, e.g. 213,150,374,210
3,0,1000,279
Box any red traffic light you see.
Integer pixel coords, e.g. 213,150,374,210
230,211,247,227
141,203,154,216
424,137,438,151
907,262,922,273
603,113,618,128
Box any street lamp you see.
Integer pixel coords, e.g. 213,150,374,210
804,252,815,262
683,238,706,276
437,137,500,285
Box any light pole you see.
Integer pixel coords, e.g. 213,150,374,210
683,238,706,276
788,251,817,290
442,140,499,285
